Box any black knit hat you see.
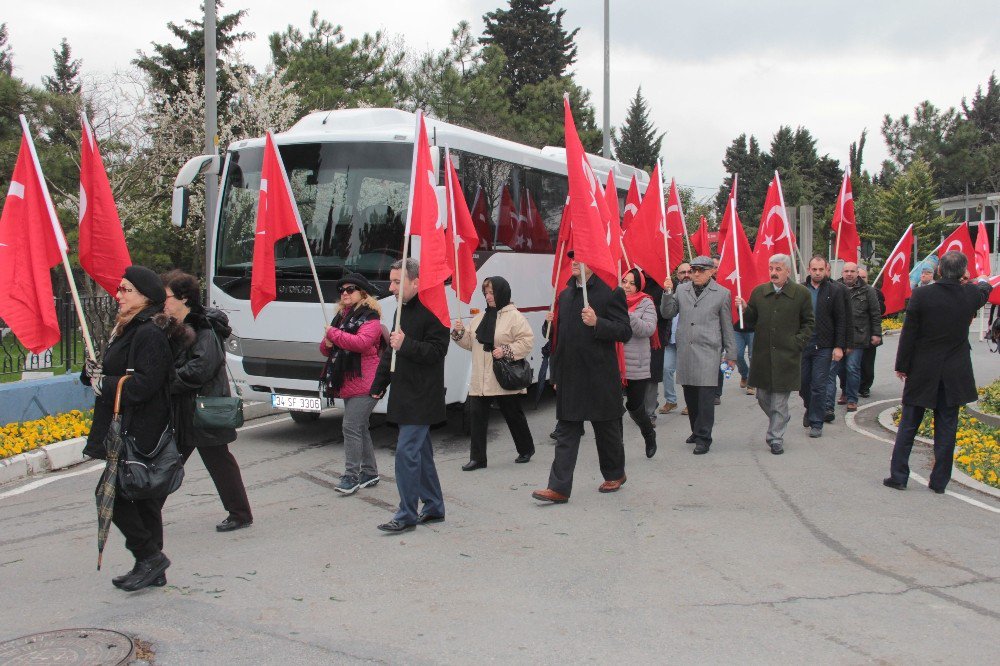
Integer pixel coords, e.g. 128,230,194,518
335,273,382,298
123,265,167,304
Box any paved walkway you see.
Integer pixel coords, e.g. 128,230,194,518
1,334,997,663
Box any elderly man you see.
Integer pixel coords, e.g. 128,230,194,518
533,253,632,503
656,261,691,416
735,254,814,454
917,266,934,287
798,256,847,437
660,256,735,455
884,251,992,493
827,262,882,412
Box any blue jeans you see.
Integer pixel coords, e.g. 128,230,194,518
662,343,677,404
734,331,754,380
800,345,832,428
826,348,863,409
392,424,445,525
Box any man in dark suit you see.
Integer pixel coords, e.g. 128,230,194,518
533,253,632,503
856,267,884,398
370,258,450,531
799,256,847,437
884,251,992,494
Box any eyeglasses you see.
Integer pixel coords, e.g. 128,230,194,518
690,267,709,273
116,285,135,294
339,285,358,295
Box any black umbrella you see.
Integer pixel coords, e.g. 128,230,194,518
96,376,130,570
533,340,551,409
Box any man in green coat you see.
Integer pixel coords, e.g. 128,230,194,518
735,254,814,455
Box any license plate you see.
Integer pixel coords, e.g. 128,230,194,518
271,394,322,412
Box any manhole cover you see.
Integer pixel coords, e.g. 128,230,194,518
0,629,133,665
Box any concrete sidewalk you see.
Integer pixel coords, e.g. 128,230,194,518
0,334,997,663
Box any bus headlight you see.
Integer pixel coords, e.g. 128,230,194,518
226,334,244,356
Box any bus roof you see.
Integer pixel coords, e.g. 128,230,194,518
226,108,650,193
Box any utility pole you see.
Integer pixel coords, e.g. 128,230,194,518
204,0,218,287
602,0,611,158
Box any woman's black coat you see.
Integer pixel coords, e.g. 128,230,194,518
551,274,632,422
170,307,238,448
370,294,450,425
82,307,174,459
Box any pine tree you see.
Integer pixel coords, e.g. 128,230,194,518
0,23,12,76
43,39,81,95
611,87,663,172
481,0,579,110
872,158,945,259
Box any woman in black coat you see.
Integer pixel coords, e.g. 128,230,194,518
162,270,253,532
82,266,176,592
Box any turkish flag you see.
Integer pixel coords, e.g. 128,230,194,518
469,187,492,250
406,112,450,327
753,175,796,282
593,172,622,268
718,198,758,322
250,133,304,318
665,178,687,271
524,189,551,252
987,274,1000,306
563,97,617,288
623,162,668,286
604,171,620,224
0,132,67,354
832,173,860,263
79,114,131,297
551,200,573,287
974,221,991,278
496,185,521,250
691,215,710,257
444,153,479,304
879,224,914,315
622,174,641,231
938,222,977,277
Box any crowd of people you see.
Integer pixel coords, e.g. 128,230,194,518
83,248,992,588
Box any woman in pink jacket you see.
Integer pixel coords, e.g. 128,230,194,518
319,273,386,495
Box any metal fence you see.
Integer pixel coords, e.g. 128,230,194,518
0,294,117,381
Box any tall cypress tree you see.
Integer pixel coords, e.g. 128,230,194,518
0,24,12,76
43,39,81,95
481,0,579,110
612,86,663,172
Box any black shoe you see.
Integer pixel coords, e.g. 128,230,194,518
859,389,871,398
685,434,696,444
802,413,810,428
770,441,784,455
112,563,139,588
377,519,415,532
713,397,721,405
514,454,532,464
549,430,558,440
929,486,945,494
119,552,170,592
882,478,906,490
216,517,252,532
461,460,486,471
645,439,657,459
418,513,445,524
823,410,835,424
693,442,710,455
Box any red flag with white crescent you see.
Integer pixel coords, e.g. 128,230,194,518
622,162,667,285
469,186,492,250
938,222,977,277
665,178,687,271
879,225,914,315
717,200,758,322
622,174,641,231
691,215,710,257
831,172,860,263
444,154,479,304
753,175,796,281
974,221,990,279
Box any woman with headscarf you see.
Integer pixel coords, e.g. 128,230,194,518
319,273,386,495
82,266,179,591
162,270,253,532
451,276,535,470
621,268,659,458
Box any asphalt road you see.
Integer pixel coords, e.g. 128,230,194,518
1,333,998,664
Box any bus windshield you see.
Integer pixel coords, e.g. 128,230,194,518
216,141,412,281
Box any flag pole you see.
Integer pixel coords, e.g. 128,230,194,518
580,263,590,309
833,172,846,277
547,239,567,341
774,170,799,281
658,159,670,278
20,115,97,363
445,147,462,313
730,183,744,328
269,131,329,329
872,224,914,287
391,112,424,372
676,182,694,261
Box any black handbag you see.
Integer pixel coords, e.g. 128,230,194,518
115,376,185,501
192,335,244,429
492,357,533,391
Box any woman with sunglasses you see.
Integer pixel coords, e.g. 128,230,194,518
452,276,536,470
320,273,387,495
621,268,659,458
82,266,179,591
162,270,253,532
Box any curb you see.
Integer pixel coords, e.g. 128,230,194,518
966,403,1000,429
876,406,1000,500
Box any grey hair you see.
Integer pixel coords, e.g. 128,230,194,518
768,254,792,270
938,251,967,280
390,258,420,279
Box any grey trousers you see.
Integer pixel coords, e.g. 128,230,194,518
756,389,791,445
342,395,379,477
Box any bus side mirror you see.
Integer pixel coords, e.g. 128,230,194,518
171,154,220,228
171,187,189,228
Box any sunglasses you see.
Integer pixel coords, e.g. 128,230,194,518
690,267,709,273
116,285,135,294
339,285,359,295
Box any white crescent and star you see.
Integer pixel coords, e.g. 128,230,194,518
887,252,906,284
7,181,24,199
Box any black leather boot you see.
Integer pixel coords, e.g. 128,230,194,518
628,408,657,458
119,552,171,592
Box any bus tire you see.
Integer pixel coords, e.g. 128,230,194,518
290,410,320,424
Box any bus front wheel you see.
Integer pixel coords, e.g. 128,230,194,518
290,410,320,424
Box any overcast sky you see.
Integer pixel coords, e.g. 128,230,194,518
5,0,997,202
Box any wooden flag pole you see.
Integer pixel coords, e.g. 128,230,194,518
580,262,590,309
730,186,745,329
20,115,97,363
391,112,424,372
445,147,462,312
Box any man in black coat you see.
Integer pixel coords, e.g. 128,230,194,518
857,267,884,398
800,256,847,437
884,251,992,494
370,258,450,531
532,256,632,503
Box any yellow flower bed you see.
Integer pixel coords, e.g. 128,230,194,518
893,407,999,489
882,316,903,332
977,379,1000,416
0,410,93,461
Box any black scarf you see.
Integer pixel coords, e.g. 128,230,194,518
475,276,512,352
320,304,380,398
